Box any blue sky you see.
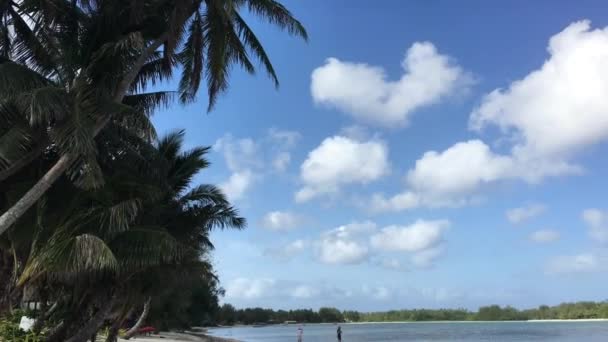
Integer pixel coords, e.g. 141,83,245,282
152,1,608,311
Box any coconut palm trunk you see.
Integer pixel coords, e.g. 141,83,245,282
0,38,165,236
64,297,116,342
123,297,152,339
0,0,306,237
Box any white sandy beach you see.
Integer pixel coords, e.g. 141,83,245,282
118,331,238,342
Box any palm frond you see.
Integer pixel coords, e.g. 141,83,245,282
129,53,175,93
169,146,211,194
20,233,118,285
177,11,204,103
0,59,53,100
241,0,308,40
179,184,229,207
22,86,70,126
110,226,184,271
233,11,277,87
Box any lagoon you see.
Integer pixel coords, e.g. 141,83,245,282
208,321,608,341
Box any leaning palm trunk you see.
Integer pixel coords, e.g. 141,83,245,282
123,297,152,340
0,0,307,236
0,38,165,236
65,296,117,342
106,307,133,342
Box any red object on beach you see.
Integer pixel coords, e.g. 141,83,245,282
138,326,156,335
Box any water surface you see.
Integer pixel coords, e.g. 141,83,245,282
208,321,608,341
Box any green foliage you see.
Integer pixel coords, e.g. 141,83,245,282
0,310,46,342
219,301,608,325
318,307,344,323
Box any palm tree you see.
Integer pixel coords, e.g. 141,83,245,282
0,0,306,235
10,130,244,340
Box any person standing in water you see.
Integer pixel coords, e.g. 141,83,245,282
337,326,342,341
297,325,303,342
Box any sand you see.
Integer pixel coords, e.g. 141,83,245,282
118,331,238,342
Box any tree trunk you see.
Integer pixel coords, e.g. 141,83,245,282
123,297,151,339
0,37,167,237
33,301,59,333
105,306,133,342
0,153,72,236
65,298,115,342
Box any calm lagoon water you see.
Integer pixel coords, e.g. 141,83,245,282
208,321,608,341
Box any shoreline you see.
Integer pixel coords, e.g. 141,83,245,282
209,318,608,328
117,331,240,342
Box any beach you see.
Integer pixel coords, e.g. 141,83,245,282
118,331,239,342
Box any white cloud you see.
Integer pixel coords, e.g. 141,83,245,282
268,128,301,172
530,230,560,243
370,220,449,253
268,128,301,148
582,209,608,244
311,220,449,269
225,278,276,299
506,204,546,224
214,135,261,172
315,237,369,265
314,221,376,265
311,42,472,127
471,21,608,162
370,21,608,211
545,253,600,275
263,240,308,261
260,211,305,232
215,129,300,200
290,285,320,299
369,192,421,213
411,246,444,269
219,170,254,201
296,136,389,202
406,140,514,201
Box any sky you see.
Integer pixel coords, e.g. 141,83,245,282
152,0,608,311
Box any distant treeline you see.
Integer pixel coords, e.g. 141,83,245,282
217,301,608,325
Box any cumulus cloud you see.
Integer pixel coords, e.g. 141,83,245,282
545,253,600,275
219,170,254,201
406,140,514,202
311,42,472,127
471,20,608,162
314,222,375,265
312,220,449,269
225,278,277,300
263,240,308,261
371,220,449,253
506,204,546,224
370,21,608,211
411,246,445,269
215,129,300,200
260,211,306,232
529,229,560,243
582,209,608,244
369,191,421,212
296,136,389,202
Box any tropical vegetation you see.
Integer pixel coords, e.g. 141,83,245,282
217,301,608,324
0,0,306,341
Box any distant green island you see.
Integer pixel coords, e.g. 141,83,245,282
217,301,608,325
